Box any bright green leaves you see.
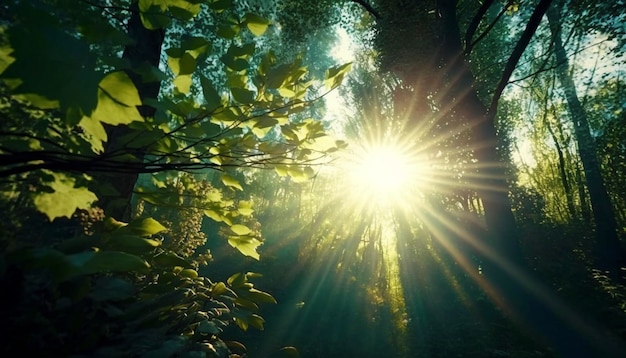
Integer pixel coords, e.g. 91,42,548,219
166,37,211,94
244,13,271,37
222,174,244,191
0,42,15,75
325,62,352,90
78,71,143,152
116,217,167,236
228,236,262,260
93,71,143,125
260,57,311,99
226,272,276,330
139,0,202,30
33,172,98,221
221,43,255,72
230,224,251,235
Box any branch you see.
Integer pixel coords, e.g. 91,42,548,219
488,0,554,116
466,0,515,56
350,0,381,19
465,0,497,53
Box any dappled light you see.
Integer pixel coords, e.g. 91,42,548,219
1,0,626,357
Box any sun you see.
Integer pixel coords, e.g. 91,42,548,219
343,138,429,210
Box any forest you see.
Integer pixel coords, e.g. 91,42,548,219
0,0,625,357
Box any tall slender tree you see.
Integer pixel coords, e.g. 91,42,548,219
546,0,623,274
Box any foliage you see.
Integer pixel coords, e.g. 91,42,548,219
0,0,352,356
1,215,276,356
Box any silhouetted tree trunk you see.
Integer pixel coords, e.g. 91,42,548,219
432,0,624,355
546,1,623,274
544,110,577,220
99,3,165,220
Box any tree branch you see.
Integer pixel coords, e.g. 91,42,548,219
488,0,554,116
464,0,497,53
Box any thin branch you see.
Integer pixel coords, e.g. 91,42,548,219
466,0,515,56
488,0,554,116
465,0,497,53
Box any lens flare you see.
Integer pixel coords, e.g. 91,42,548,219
342,139,429,211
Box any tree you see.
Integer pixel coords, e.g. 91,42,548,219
546,0,623,275
349,0,625,355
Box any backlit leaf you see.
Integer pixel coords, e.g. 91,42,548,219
237,201,254,216
245,13,270,36
222,174,243,190
246,288,277,304
90,71,143,125
324,62,352,89
174,74,192,94
228,236,261,260
33,172,98,221
117,217,167,236
230,224,251,235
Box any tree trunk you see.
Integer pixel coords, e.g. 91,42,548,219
430,0,625,355
546,2,623,274
99,3,165,221
544,111,577,220
435,0,522,265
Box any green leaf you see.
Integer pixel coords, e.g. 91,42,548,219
3,9,101,112
79,112,107,153
153,252,194,268
230,224,251,236
277,347,301,358
139,0,201,29
324,62,352,89
222,55,249,71
89,71,143,125
33,172,98,221
248,314,265,330
0,44,15,75
227,272,245,287
173,74,192,94
245,288,277,304
217,24,240,39
117,217,167,236
237,200,254,216
231,87,255,104
209,0,233,11
200,76,222,111
228,236,261,260
227,43,256,57
139,3,171,29
71,251,150,275
245,13,270,36
222,174,244,191
106,235,161,254
204,209,224,222
211,281,228,297
179,268,199,278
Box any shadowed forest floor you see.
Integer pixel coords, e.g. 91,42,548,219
206,223,626,357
